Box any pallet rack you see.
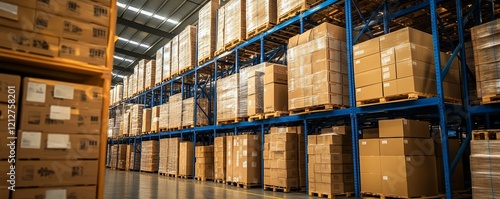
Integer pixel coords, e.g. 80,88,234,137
108,0,500,198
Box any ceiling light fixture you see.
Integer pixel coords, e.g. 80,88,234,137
114,55,134,63
112,72,127,79
116,37,150,48
116,1,178,24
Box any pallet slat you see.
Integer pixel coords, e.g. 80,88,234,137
290,104,346,115
472,129,500,140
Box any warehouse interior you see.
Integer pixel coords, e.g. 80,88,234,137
0,0,500,199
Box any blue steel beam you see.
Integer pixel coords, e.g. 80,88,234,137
353,0,375,37
354,3,384,44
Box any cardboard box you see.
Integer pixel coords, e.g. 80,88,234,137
359,139,380,156
179,142,194,176
396,76,437,96
320,154,353,164
362,128,379,139
395,43,434,64
381,156,438,197
0,26,59,57
317,182,354,194
0,3,35,31
322,173,354,183
313,60,345,74
383,80,398,96
312,22,346,41
379,138,435,156
382,64,396,81
316,134,350,145
361,172,382,193
264,83,288,112
16,160,98,187
379,119,430,138
315,144,352,154
33,11,63,36
17,132,100,159
356,83,383,101
142,108,152,133
381,48,396,66
0,132,11,159
355,68,382,88
264,64,287,85
311,49,342,63
13,186,95,199
353,38,380,59
360,156,381,174
57,0,110,27
59,39,107,66
354,53,381,74
0,189,8,199
379,27,433,50
0,73,21,103
396,60,435,79
2,0,36,9
61,17,109,45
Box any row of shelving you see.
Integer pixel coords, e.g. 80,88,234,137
108,0,500,198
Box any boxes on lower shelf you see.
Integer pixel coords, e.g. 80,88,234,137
179,141,194,176
141,140,159,172
159,139,169,174
470,132,500,198
167,138,181,176
214,137,227,181
195,146,215,180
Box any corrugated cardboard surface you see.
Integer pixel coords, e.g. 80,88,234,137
379,138,435,156
16,160,98,187
12,185,96,199
378,119,430,138
17,132,100,159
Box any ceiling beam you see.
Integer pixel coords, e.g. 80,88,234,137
114,48,153,60
117,17,175,38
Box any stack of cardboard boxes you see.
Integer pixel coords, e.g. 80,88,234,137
235,134,261,185
226,136,235,182
145,60,156,90
171,36,180,77
471,18,500,100
136,60,147,94
246,0,276,38
126,144,140,171
123,76,129,99
179,141,195,177
141,108,152,134
277,0,318,22
217,72,248,122
214,137,227,181
129,72,135,97
198,0,219,63
167,138,181,176
179,25,197,72
141,140,159,172
151,106,161,133
122,111,130,137
287,23,350,110
182,97,210,127
216,5,226,54
470,130,500,198
224,0,246,48
308,126,354,195
159,103,170,130
354,27,461,103
155,47,164,85
359,119,438,197
0,1,110,66
264,64,289,113
130,104,144,136
195,146,215,180
247,63,267,116
169,94,183,129
159,139,169,174
163,41,172,81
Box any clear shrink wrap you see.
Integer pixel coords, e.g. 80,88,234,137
151,106,161,133
169,93,183,128
123,76,129,99
277,0,317,21
167,138,181,175
182,97,210,127
109,88,114,106
137,60,146,93
163,42,172,81
128,74,135,97
198,0,219,62
224,0,246,48
246,63,267,116
141,108,151,134
216,6,225,53
141,140,159,172
145,60,156,90
216,71,249,121
470,140,500,198
159,103,169,130
130,104,144,136
159,138,169,174
179,25,197,72
122,112,130,137
155,47,163,85
133,65,139,95
246,0,276,37
171,36,179,77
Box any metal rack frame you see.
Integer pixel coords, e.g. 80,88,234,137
107,0,500,198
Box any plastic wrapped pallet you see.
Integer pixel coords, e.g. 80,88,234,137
277,0,317,22
127,144,141,171
195,146,215,180
141,108,151,134
110,145,118,169
168,94,183,128
216,6,225,54
130,104,144,136
141,140,159,172
107,118,114,137
179,141,194,177
137,60,147,93
151,106,161,133
470,138,500,198
216,71,249,122
159,103,169,130
145,60,156,90
109,88,114,106
182,97,210,127
115,84,123,103
159,139,169,174
246,0,276,38
117,144,128,170
132,66,139,95
128,74,135,97
198,0,219,63
171,36,179,78
122,112,130,137
163,42,172,81
155,47,163,85
123,76,129,99
167,138,181,176
179,25,197,73
246,63,267,116
224,0,246,49
214,137,226,181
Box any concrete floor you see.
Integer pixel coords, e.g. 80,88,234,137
104,169,315,199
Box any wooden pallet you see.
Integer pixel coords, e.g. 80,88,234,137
361,192,445,199
140,170,158,173
248,114,264,121
214,48,226,57
170,73,179,80
165,173,178,178
264,111,289,119
194,177,213,182
158,172,169,176
224,39,244,51
247,22,275,39
309,192,352,199
356,92,433,107
181,125,195,129
472,129,500,140
236,183,260,189
290,104,346,115
481,94,500,104
169,126,182,131
217,117,247,125
264,185,299,193
214,179,226,184
179,175,192,179
179,66,195,74
148,131,157,134
198,55,212,66
278,4,309,23
226,181,237,186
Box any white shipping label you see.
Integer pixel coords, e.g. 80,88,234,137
252,151,257,157
243,161,247,168
243,139,247,146
381,140,388,144
46,189,67,199
383,176,388,180
383,83,390,87
0,2,18,20
406,157,411,161
50,106,71,120
47,134,71,149
361,141,367,145
403,119,408,125
252,161,257,167
356,88,361,92
26,82,47,103
243,150,247,157
382,57,391,65
21,132,42,149
380,36,386,41
54,84,74,99
383,72,391,80
404,140,408,144
382,67,390,73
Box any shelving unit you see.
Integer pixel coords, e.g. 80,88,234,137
108,0,500,198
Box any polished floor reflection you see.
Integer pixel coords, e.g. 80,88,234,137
104,169,315,199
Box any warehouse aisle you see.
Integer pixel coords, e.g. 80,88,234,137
104,169,314,199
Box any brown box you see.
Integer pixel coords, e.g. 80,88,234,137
379,138,435,156
34,11,63,37
59,39,107,66
17,132,99,159
226,136,234,182
16,160,98,187
12,186,96,199
0,3,35,31
264,83,288,112
353,38,380,59
360,156,381,174
396,76,437,96
381,48,396,66
56,0,110,27
317,182,354,194
179,141,194,176
355,68,382,88
396,60,435,79
264,64,287,85
361,172,382,193
320,154,353,164
395,43,434,64
60,17,108,45
359,139,380,156
356,83,383,101
381,156,438,198
383,80,398,96
0,73,21,103
379,27,433,50
362,128,379,139
382,64,397,81
316,134,350,145
0,189,8,199
142,108,151,133
354,53,381,74
2,0,36,9
379,119,430,138
315,144,352,154
312,22,346,41
0,26,59,57
317,163,353,174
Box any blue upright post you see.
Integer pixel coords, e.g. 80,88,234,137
260,123,265,188
430,0,452,198
235,50,240,73
193,131,197,179
194,69,199,129
383,0,390,33
300,14,305,33
260,36,265,63
303,119,308,193
214,61,219,125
